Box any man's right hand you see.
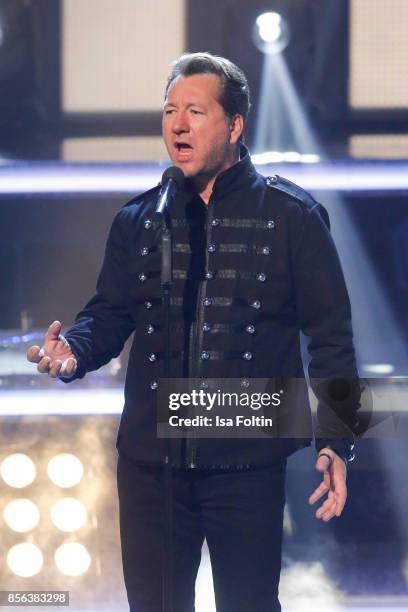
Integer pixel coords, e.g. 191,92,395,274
26,320,77,379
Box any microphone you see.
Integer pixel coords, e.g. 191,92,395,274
155,166,185,218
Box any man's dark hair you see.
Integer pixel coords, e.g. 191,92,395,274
165,52,251,142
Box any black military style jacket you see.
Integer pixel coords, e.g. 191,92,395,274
64,146,359,468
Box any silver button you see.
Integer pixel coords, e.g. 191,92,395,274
266,175,277,186
257,273,266,282
267,219,276,229
202,322,211,332
149,353,157,362
139,273,147,282
245,324,255,334
205,271,214,280
262,246,270,255
251,300,261,309
241,379,250,388
144,219,152,229
208,243,217,253
147,325,155,334
211,218,220,227
201,351,210,360
145,301,153,309
141,247,149,256
203,297,213,307
150,380,158,390
243,352,253,361
201,380,209,389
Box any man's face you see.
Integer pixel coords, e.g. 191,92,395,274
162,73,241,181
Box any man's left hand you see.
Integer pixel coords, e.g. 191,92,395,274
308,448,347,521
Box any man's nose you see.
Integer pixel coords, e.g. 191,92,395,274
172,112,190,134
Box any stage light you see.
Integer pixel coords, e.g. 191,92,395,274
50,498,87,532
0,453,36,488
3,499,40,533
54,542,91,576
251,151,320,165
7,543,43,577
47,453,84,488
253,12,290,54
362,364,395,375
257,12,281,43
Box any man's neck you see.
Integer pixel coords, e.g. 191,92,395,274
198,176,217,205
195,152,241,205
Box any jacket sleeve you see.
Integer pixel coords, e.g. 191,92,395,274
63,208,136,380
291,201,360,462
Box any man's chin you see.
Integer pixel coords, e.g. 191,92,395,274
169,159,213,184
171,161,198,179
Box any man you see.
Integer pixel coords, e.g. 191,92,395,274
27,53,358,612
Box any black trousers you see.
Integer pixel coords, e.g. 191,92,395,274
117,453,286,612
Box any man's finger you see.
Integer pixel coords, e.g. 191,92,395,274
315,490,337,520
37,356,52,374
309,480,330,504
309,468,330,504
320,493,340,521
45,320,62,343
27,345,41,363
319,504,338,521
60,357,77,379
315,455,332,473
49,360,63,379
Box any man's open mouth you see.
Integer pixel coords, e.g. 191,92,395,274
175,143,193,151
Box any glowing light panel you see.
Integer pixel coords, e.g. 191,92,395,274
47,454,84,488
362,364,395,375
55,542,91,576
7,543,43,577
50,498,87,532
3,499,40,533
0,454,36,488
1,163,408,194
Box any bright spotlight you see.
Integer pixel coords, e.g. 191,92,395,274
0,453,36,488
3,499,40,533
7,543,43,577
47,454,84,488
55,542,91,576
253,12,290,54
50,498,87,532
257,12,282,43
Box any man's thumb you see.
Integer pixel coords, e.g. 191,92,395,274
46,320,62,340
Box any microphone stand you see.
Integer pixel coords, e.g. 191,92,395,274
160,211,174,612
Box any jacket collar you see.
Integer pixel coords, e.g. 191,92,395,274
210,144,257,198
180,144,256,205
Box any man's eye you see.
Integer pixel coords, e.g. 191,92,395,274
191,110,203,115
164,109,175,115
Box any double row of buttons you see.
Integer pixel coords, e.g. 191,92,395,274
149,378,252,391
200,351,253,361
202,323,255,334
142,217,275,230
208,217,276,230
203,298,262,309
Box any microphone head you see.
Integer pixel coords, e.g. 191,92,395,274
161,166,185,190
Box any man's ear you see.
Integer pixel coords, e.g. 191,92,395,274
229,114,244,145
